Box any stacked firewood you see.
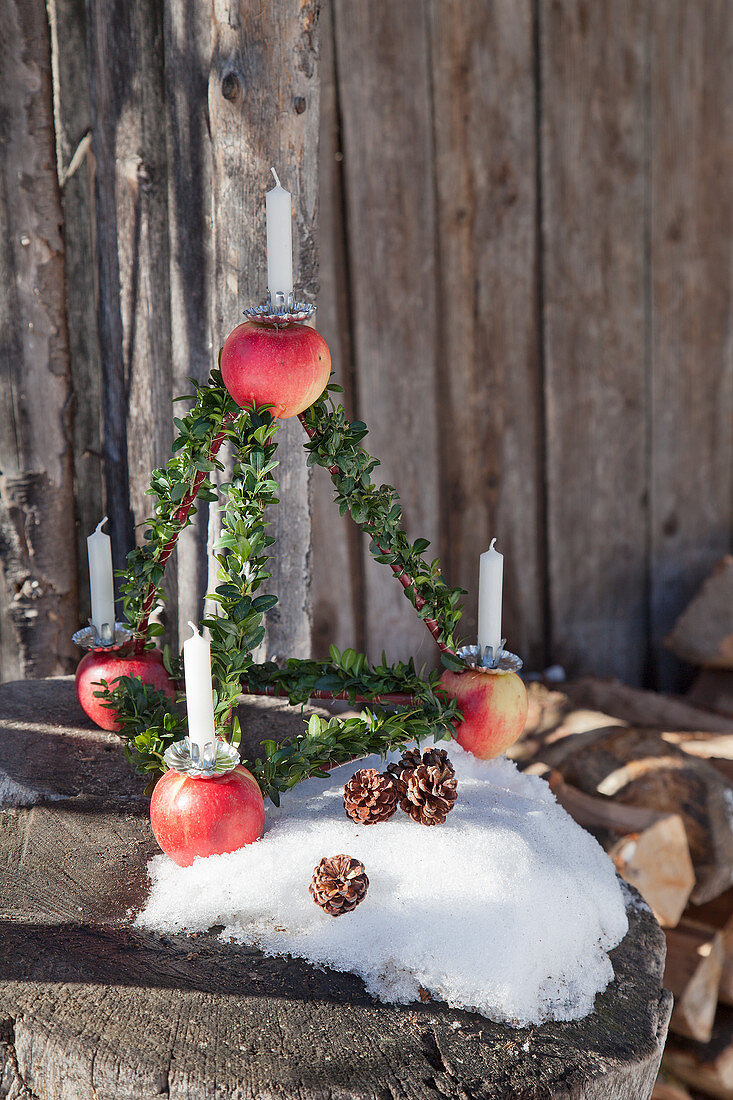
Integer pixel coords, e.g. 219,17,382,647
513,559,733,1099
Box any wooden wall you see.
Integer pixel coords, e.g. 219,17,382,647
0,0,730,690
313,0,733,689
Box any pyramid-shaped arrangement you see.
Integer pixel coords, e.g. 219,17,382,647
98,309,527,805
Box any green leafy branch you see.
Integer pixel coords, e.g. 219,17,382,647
119,369,239,637
203,406,281,738
300,385,465,660
253,705,453,807
101,370,466,802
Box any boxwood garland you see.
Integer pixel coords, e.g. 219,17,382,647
100,370,467,804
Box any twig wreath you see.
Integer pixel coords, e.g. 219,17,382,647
101,369,467,804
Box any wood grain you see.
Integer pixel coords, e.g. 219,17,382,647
0,677,671,1100
333,0,441,666
665,920,723,1043
541,0,648,684
47,0,104,626
429,0,544,667
162,0,215,647
310,0,362,659
85,0,176,630
649,1,733,690
0,0,78,678
208,0,321,660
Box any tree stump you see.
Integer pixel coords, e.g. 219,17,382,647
0,678,672,1099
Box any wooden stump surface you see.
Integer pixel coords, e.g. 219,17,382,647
0,678,672,1099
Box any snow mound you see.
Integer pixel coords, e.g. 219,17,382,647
137,744,628,1026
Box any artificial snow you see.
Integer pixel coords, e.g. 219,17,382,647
137,744,629,1027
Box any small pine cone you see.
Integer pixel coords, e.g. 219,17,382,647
388,746,456,793
400,758,458,826
310,854,369,916
343,768,399,825
387,747,423,786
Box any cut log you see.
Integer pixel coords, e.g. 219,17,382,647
688,672,733,721
665,557,733,671
664,1005,733,1100
0,678,672,1100
651,1080,694,1100
665,921,723,1043
537,725,733,904
688,889,733,931
564,678,732,733
512,681,626,765
687,893,733,1011
664,734,733,761
535,767,695,927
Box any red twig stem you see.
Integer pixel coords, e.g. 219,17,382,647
134,411,238,652
298,413,455,658
240,682,418,708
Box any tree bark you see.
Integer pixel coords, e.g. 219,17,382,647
0,0,78,677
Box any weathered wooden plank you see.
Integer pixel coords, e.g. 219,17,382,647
85,0,176,640
0,678,671,1100
649,1,733,690
0,0,78,678
47,0,104,628
162,0,215,645
310,0,362,658
333,0,441,665
208,0,320,661
541,0,648,685
428,0,544,667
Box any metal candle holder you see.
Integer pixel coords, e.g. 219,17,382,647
163,737,240,780
456,641,523,675
243,291,315,326
72,621,135,653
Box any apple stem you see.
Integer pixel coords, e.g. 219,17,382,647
298,413,457,658
134,411,238,653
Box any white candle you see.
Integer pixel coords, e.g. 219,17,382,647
477,538,504,657
266,168,293,304
87,517,115,639
183,622,216,756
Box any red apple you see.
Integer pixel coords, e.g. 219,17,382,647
221,320,331,419
75,648,177,732
149,764,265,867
439,668,528,760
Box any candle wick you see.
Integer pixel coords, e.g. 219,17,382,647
489,537,497,551
187,620,200,638
270,166,281,188
95,516,109,534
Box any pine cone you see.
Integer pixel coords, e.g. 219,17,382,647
388,746,455,790
387,747,423,785
309,854,369,916
343,768,399,824
399,754,458,826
